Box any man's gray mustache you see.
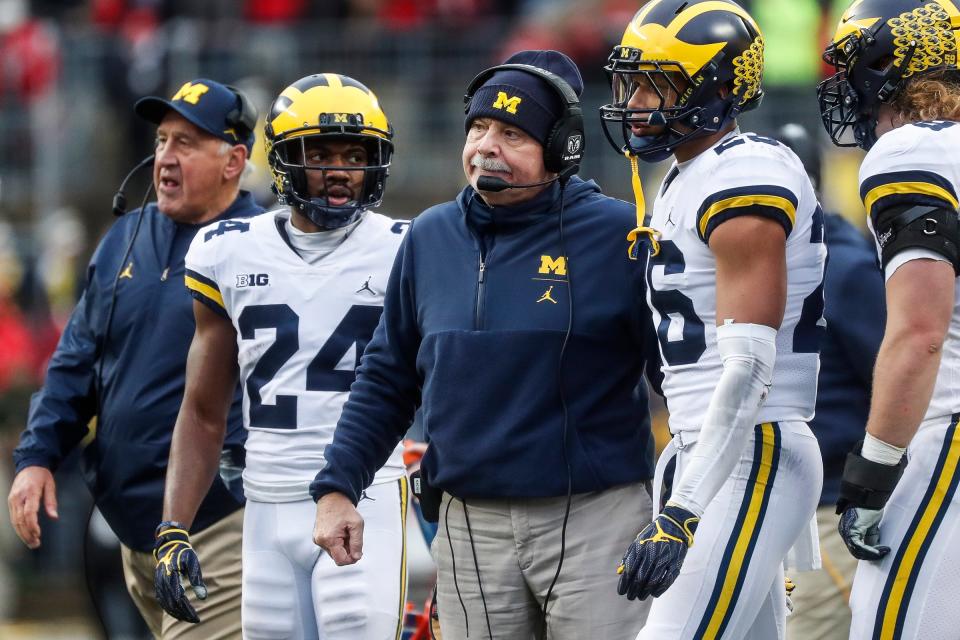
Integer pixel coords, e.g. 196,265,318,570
470,154,512,173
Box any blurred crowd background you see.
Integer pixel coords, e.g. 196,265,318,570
0,0,868,637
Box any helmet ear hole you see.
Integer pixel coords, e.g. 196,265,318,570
868,55,895,72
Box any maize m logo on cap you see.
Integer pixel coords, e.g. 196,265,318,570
492,91,522,114
172,82,210,105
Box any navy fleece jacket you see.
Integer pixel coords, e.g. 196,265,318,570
310,177,657,503
14,192,263,550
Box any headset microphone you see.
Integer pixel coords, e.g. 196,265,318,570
112,155,156,216
476,166,577,193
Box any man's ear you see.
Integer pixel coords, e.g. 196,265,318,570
223,144,249,181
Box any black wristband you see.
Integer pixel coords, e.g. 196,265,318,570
836,441,906,513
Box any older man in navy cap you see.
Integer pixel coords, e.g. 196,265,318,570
9,78,263,638
311,50,658,639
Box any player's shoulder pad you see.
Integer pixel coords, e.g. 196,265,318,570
695,132,804,243
860,122,960,218
363,210,412,239
189,216,253,260
186,212,273,279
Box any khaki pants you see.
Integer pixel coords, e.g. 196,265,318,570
121,507,243,640
433,482,652,640
786,505,857,640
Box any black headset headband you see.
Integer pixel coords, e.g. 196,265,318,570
224,84,258,137
464,63,581,111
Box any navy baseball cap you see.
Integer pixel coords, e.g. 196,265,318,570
135,79,256,151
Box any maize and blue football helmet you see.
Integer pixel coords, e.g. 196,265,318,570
599,0,765,162
265,73,394,229
818,0,960,150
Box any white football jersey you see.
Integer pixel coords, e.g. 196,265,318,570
646,131,827,433
185,209,407,502
860,121,960,429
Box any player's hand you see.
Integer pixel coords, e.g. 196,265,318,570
617,503,699,601
313,492,365,566
835,442,904,561
785,576,797,613
838,506,889,560
7,465,58,549
153,522,207,623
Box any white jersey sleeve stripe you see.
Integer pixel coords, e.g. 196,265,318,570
860,169,959,219
185,268,229,318
697,185,798,242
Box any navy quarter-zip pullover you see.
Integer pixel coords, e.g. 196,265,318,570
311,177,657,503
14,191,264,550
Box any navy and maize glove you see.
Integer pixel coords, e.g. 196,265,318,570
838,507,888,561
617,503,699,601
153,522,207,623
836,443,905,561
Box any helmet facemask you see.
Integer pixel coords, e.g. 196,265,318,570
600,43,763,162
268,126,393,230
818,29,906,149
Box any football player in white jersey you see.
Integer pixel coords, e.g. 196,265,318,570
819,1,960,637
153,74,409,639
599,1,827,638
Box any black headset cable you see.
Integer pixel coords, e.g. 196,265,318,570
541,185,573,635
95,181,153,413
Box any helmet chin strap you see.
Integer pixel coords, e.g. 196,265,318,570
627,131,677,162
854,114,880,150
648,111,668,126
297,195,364,230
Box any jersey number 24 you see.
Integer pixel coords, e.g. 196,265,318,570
238,303,382,429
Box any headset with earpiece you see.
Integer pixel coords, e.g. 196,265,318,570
463,63,585,178
224,84,258,142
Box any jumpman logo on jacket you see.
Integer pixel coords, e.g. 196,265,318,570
356,276,376,296
120,261,134,279
537,286,558,304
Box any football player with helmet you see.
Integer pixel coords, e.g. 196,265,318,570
601,1,827,637
819,1,960,637
154,73,409,639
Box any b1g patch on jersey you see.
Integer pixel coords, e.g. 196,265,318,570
237,273,271,288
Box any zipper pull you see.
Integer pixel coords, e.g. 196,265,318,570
160,267,170,281
478,261,486,283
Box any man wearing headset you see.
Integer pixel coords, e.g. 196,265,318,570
311,50,658,639
7,79,263,638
